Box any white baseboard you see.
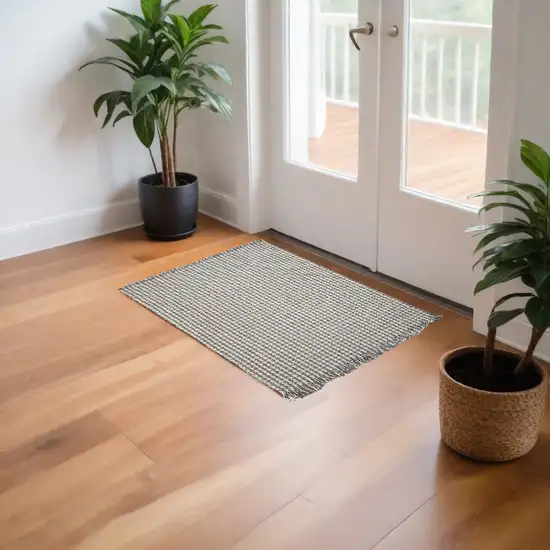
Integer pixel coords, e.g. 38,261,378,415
0,188,240,261
0,199,142,261
199,188,239,229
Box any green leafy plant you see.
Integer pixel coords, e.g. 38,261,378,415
80,0,232,188
469,140,550,375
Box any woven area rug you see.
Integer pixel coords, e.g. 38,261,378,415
120,240,439,399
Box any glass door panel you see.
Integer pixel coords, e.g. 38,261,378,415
403,0,493,207
288,0,360,177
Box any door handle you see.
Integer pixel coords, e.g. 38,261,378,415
348,22,374,51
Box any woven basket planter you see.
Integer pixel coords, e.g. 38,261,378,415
440,346,548,462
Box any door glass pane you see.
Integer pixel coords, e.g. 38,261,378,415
287,0,359,177
404,0,493,207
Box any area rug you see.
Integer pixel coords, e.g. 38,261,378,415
120,240,439,399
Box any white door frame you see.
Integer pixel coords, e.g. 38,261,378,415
471,0,550,359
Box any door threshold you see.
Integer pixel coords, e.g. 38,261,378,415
268,230,472,318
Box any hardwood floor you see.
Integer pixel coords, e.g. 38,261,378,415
0,215,549,549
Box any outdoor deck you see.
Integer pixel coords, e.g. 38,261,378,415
309,104,487,206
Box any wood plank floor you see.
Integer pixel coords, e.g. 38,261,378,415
308,104,487,207
1,215,549,549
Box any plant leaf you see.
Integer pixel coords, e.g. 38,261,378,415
200,87,232,120
499,239,540,261
188,4,217,28
521,139,550,184
485,256,527,274
477,202,543,228
159,28,184,57
529,259,550,295
161,0,182,17
525,296,550,330
489,179,547,202
184,35,230,58
93,92,110,117
106,38,142,67
79,57,136,76
169,14,191,45
473,245,502,270
133,105,156,147
131,76,177,111
92,91,129,125
473,224,535,253
108,8,148,31
497,182,547,208
113,111,132,126
474,265,526,295
488,309,524,329
100,91,128,128
469,189,532,209
474,240,538,272
494,292,533,309
473,241,537,270
195,62,232,84
522,273,537,289
141,0,162,23
468,221,535,238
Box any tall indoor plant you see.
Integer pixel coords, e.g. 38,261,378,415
81,1,232,239
440,139,549,462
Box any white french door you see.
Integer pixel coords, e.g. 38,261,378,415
271,0,494,308
270,0,380,269
377,0,493,307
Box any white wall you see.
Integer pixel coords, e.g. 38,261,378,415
0,0,198,260
474,0,550,359
502,0,550,359
187,0,247,228
190,0,270,233
0,0,271,260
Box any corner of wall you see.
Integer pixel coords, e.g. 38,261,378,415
242,0,272,234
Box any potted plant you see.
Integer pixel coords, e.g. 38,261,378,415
440,139,549,462
81,1,232,240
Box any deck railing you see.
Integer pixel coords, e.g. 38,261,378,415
320,13,492,133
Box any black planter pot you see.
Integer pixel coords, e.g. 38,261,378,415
139,172,198,241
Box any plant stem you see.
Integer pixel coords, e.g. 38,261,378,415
160,131,172,188
148,148,159,175
172,100,178,173
515,327,545,375
161,131,176,188
167,136,175,188
483,327,496,376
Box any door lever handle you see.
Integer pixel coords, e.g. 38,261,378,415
348,22,374,51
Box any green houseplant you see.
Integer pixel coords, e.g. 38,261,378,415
80,0,232,240
440,139,549,462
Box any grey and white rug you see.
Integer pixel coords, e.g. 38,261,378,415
120,240,439,399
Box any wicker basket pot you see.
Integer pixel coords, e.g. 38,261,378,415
440,346,548,462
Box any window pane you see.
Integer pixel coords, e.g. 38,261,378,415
403,0,493,207
288,0,359,177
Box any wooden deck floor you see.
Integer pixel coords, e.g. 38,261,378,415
0,216,549,549
309,104,487,206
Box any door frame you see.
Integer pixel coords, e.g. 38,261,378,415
471,0,525,346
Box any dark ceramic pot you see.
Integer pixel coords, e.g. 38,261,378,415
139,172,198,241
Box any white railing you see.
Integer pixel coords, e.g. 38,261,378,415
320,13,492,133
